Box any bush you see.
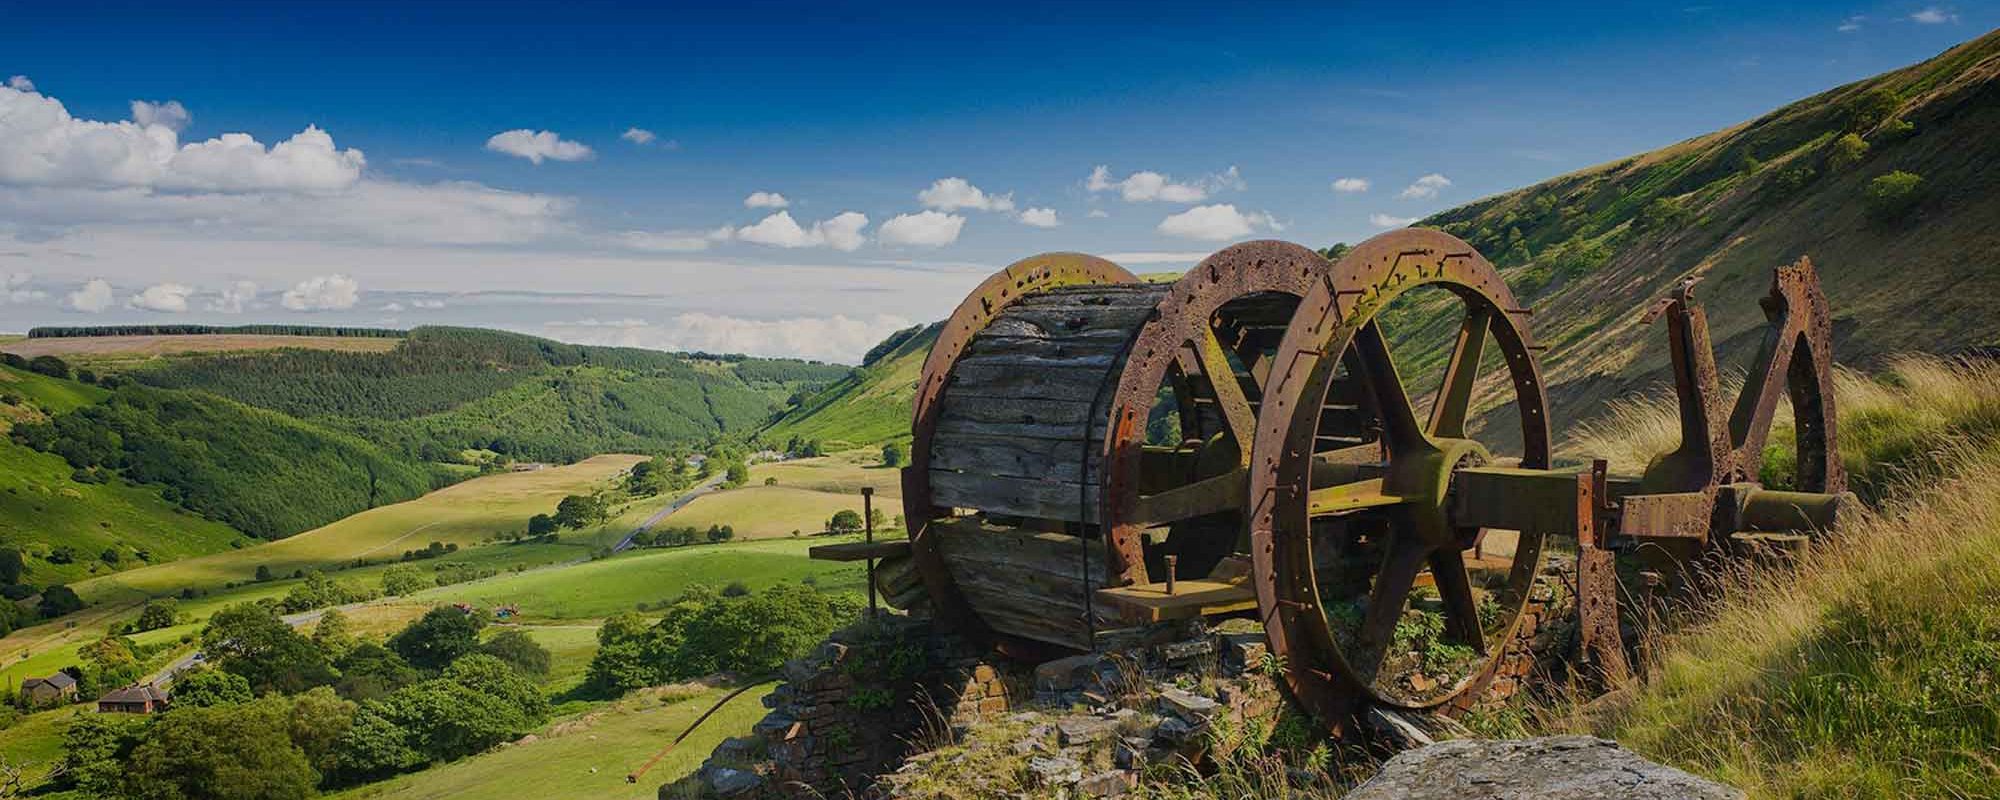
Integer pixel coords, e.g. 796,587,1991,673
1828,133,1869,170
828,509,863,534
586,584,859,695
477,629,552,677
134,599,179,632
1865,171,1924,219
388,606,487,671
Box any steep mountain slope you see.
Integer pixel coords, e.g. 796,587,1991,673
759,323,935,449
1426,30,2000,432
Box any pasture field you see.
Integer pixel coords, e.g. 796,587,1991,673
67,454,647,604
662,449,901,539
751,449,903,497
329,681,774,800
0,333,402,367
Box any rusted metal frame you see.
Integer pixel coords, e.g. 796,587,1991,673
1248,229,1553,722
1639,278,1732,497
905,254,1139,645
1427,306,1494,439
1726,257,1845,494
1574,460,1631,685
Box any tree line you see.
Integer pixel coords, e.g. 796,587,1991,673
27,325,406,339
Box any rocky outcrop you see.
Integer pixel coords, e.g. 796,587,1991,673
1344,736,1743,800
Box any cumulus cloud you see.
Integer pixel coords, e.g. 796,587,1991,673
1332,177,1371,193
1369,213,1417,228
281,274,360,310
544,312,914,364
917,177,1013,212
1156,204,1281,241
878,211,966,247
1910,7,1957,23
5,76,33,93
0,84,364,193
128,282,193,312
484,129,594,164
744,191,789,209
3,272,46,304
1397,173,1452,200
66,279,113,312
130,100,191,132
1018,207,1060,228
1087,208,1110,219
621,127,657,145
731,210,868,251
206,281,258,313
1088,165,1242,203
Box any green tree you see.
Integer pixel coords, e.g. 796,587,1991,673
1865,170,1924,219
169,666,255,708
58,713,144,797
553,494,606,529
26,355,69,379
124,699,317,800
201,602,336,694
331,704,420,783
313,608,358,660
828,509,863,534
38,584,83,619
1829,132,1870,170
477,629,552,677
380,565,429,596
0,547,23,585
388,606,487,672
79,636,144,694
881,442,904,467
134,598,179,632
333,643,421,702
723,461,749,488
526,513,558,537
707,524,735,543
1845,86,1900,132
288,686,358,777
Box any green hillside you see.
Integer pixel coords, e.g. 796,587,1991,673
759,323,935,449
1423,31,2000,430
0,366,248,588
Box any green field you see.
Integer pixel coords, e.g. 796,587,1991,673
329,681,773,800
664,449,900,539
761,325,930,449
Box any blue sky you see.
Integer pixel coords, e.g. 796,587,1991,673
0,1,1990,361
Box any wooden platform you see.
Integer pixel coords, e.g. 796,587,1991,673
807,539,911,562
1096,579,1258,623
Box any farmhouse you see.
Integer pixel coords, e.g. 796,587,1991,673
20,673,77,705
97,683,168,714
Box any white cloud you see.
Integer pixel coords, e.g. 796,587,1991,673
1398,173,1452,200
128,282,193,313
732,210,868,251
281,274,360,310
1156,204,1281,241
1103,252,1213,265
1837,15,1865,31
1910,7,1957,23
129,100,191,132
1369,213,1417,228
917,177,1013,212
3,272,46,304
620,127,657,145
412,299,446,309
484,129,594,164
1332,177,1371,193
1089,165,1227,203
1018,207,1060,228
381,302,406,312
1087,208,1110,219
5,76,33,93
879,211,966,247
543,312,914,364
0,84,364,193
744,191,789,209
617,227,732,253
66,279,113,312
207,280,258,313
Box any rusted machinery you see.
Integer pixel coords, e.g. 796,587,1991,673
818,228,1851,735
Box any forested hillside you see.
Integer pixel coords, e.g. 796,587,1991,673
759,323,935,449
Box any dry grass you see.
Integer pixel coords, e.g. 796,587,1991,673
1526,356,2000,799
0,333,400,364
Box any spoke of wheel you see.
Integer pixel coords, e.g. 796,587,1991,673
1193,326,1258,459
1355,537,1430,674
1306,477,1402,516
1353,320,1426,453
1428,307,1493,439
1428,549,1486,655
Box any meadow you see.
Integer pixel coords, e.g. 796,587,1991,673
668,449,901,539
0,334,402,368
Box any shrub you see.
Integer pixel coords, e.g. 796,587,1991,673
1828,133,1869,170
1864,171,1923,219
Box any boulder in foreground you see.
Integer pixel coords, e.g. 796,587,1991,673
1345,736,1742,800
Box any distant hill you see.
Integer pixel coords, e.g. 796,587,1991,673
759,323,936,449
1425,30,2000,431
769,33,2000,447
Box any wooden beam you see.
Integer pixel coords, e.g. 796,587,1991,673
1096,580,1257,623
808,539,912,562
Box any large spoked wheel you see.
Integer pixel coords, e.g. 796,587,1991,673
1248,229,1553,723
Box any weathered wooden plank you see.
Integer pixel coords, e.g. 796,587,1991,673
998,306,1157,337
930,432,1092,483
933,519,1108,573
808,539,912,562
949,363,1112,403
930,470,1102,522
1128,468,1246,525
1096,580,1258,623
954,348,1121,370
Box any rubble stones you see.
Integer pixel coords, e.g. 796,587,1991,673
1157,688,1220,722
1056,715,1118,746
1079,769,1136,797
708,767,765,797
1027,755,1083,787
1345,736,1744,800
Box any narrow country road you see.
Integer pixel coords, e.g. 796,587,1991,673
611,473,728,553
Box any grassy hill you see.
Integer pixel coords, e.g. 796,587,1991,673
759,323,934,449
1424,30,2000,432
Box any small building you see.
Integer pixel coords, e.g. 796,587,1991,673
97,683,168,714
21,673,78,705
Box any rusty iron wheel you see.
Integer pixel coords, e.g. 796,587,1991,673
1246,228,1554,726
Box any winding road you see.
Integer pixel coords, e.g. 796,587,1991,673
611,473,728,553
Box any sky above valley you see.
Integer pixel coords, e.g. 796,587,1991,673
1,1,1992,362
